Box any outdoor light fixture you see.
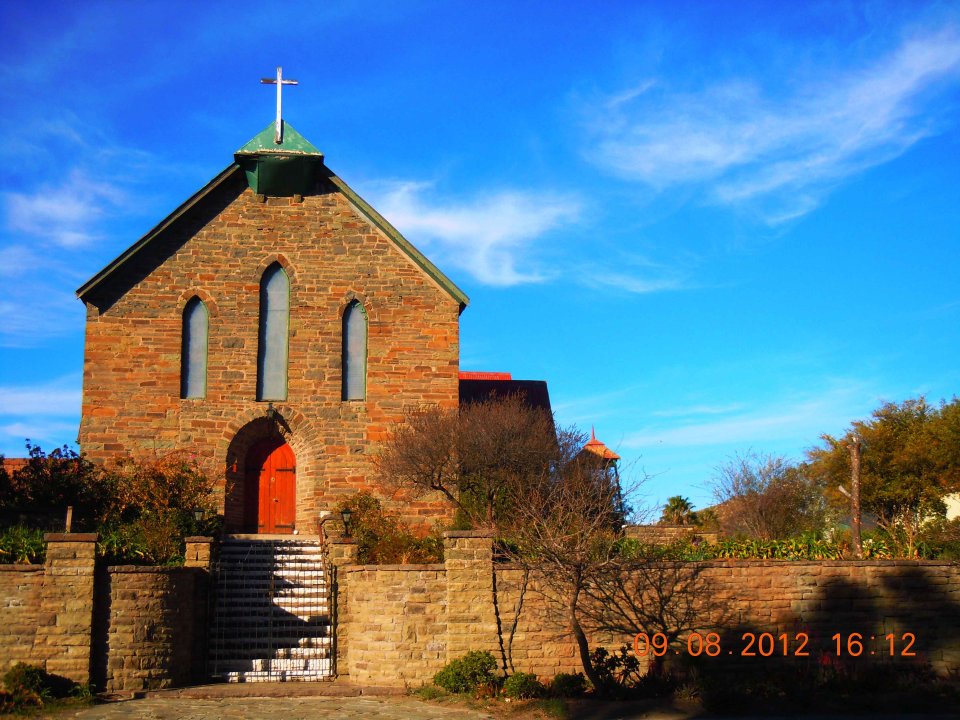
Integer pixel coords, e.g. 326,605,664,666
340,508,353,538
266,402,277,420
193,508,204,524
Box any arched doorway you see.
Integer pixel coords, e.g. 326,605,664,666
244,437,297,534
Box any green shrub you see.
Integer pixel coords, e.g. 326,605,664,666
412,684,448,701
1,443,113,531
102,452,216,564
97,522,151,564
2,662,74,708
0,525,45,564
549,672,587,698
503,672,545,699
433,651,498,694
531,697,568,718
337,492,443,564
590,645,642,691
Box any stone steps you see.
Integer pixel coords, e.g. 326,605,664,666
209,538,334,682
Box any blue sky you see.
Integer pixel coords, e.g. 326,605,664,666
1,1,958,515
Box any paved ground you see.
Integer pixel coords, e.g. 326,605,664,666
50,684,959,720
64,696,496,720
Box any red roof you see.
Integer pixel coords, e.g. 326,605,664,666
1,458,29,474
459,371,513,381
582,428,620,461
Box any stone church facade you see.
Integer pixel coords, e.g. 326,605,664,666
76,121,468,532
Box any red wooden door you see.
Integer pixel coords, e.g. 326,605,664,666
250,441,296,534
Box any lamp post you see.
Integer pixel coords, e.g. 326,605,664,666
340,508,353,538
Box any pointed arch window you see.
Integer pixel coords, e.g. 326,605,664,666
257,263,290,401
342,300,367,401
181,297,209,399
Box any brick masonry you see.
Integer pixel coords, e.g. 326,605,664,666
78,170,461,530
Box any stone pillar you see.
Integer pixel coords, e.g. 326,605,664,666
33,533,97,684
183,536,213,683
183,536,213,569
443,531,498,661
328,539,357,568
328,539,356,678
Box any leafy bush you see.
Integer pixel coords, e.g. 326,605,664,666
548,672,587,698
337,492,443,564
0,525,45,564
412,684,447,700
618,533,857,561
96,452,216,565
503,672,545,699
433,651,498,694
918,517,960,560
2,662,74,709
1,442,110,531
590,645,643,692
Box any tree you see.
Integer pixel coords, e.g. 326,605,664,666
660,495,697,525
378,395,567,673
377,394,558,528
711,451,828,539
500,426,633,692
378,398,647,687
806,397,960,556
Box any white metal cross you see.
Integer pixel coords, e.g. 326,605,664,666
261,67,299,144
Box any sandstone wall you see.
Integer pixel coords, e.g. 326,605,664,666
94,566,209,692
0,565,44,669
341,565,447,686
336,535,960,687
31,535,97,683
79,170,460,529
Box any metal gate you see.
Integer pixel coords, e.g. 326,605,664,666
208,538,333,681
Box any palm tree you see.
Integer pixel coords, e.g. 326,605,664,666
660,495,697,525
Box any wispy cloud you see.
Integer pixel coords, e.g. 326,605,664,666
0,120,170,346
622,384,875,451
364,180,581,286
0,375,82,417
0,293,83,348
0,375,81,455
6,169,126,247
651,403,746,419
588,26,960,222
582,270,684,295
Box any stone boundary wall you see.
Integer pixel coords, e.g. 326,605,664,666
92,566,209,692
0,565,45,668
0,537,211,693
624,524,719,545
2,534,958,692
338,536,960,687
341,565,447,685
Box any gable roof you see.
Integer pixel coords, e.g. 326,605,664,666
77,141,469,308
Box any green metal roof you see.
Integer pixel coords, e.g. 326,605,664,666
235,121,322,156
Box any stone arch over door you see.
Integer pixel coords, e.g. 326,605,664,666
221,407,320,534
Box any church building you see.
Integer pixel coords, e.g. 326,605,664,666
75,102,473,533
